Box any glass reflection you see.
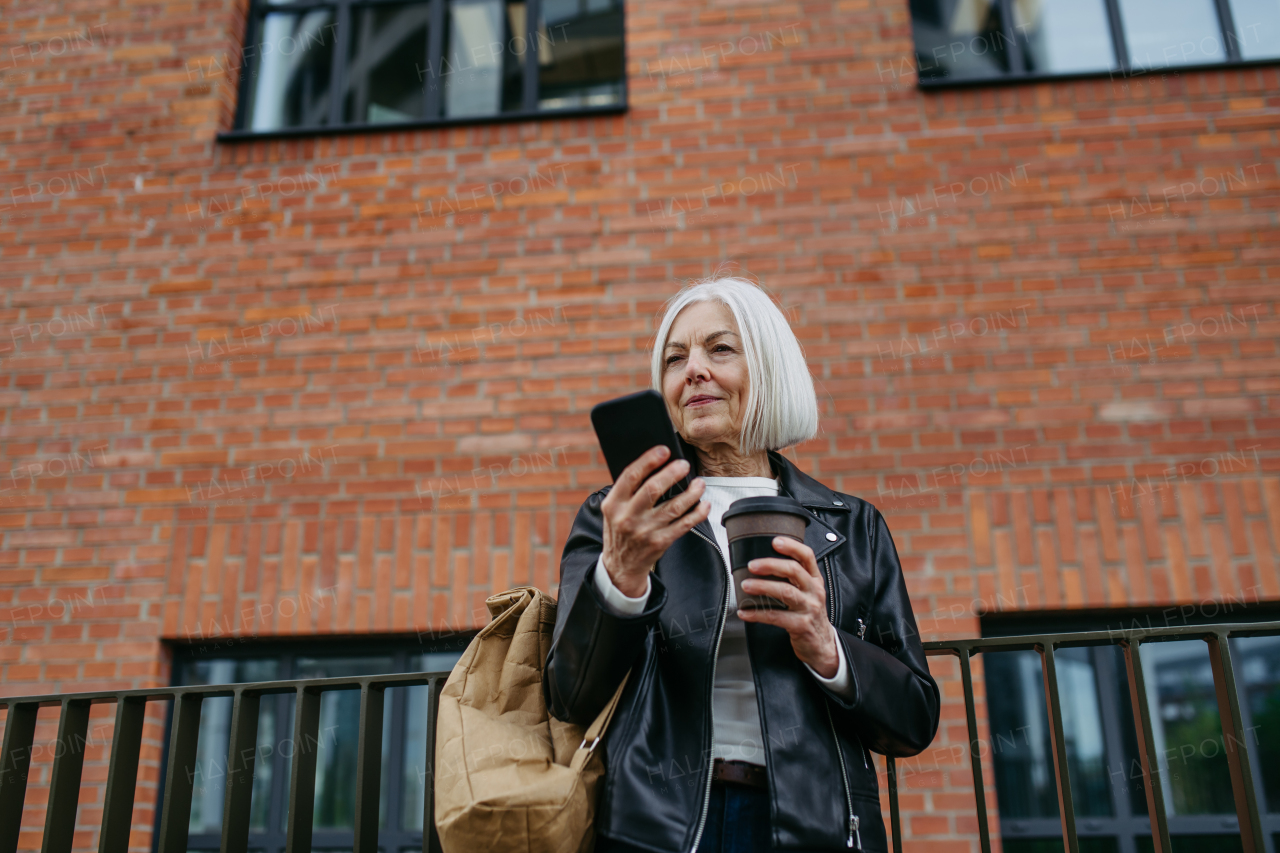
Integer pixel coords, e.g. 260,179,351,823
985,648,1114,818
183,659,279,834
908,0,1013,81
1011,0,1116,73
286,656,395,830
1233,636,1280,811
1139,640,1235,815
537,0,624,109
443,0,524,117
1226,0,1280,59
1116,0,1227,69
245,10,337,131
343,5,430,124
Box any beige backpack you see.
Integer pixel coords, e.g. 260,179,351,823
433,586,629,853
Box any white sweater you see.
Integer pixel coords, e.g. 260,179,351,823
593,475,853,766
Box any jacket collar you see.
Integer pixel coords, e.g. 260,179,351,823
766,450,851,513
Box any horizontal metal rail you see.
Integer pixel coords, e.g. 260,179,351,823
2,618,1277,853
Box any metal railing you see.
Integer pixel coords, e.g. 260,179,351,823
891,619,1280,853
0,671,452,853
1,619,1276,853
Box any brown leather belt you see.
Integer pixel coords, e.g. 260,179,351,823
711,758,768,791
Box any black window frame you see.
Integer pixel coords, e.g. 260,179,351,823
155,633,474,853
219,0,627,141
909,0,1279,89
982,605,1280,853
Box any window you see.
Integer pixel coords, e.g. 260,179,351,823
983,606,1280,853
907,0,1280,85
165,637,471,853
229,0,625,135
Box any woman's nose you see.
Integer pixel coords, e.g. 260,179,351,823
683,349,711,381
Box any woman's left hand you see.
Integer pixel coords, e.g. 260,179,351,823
737,536,840,678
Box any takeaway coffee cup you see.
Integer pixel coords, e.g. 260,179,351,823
721,496,812,611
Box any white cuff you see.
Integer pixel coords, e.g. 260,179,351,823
805,622,854,699
593,554,651,616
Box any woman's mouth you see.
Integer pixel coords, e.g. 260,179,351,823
686,395,719,407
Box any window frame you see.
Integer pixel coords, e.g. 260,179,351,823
982,605,1280,853
219,0,628,141
910,0,1277,89
155,633,474,853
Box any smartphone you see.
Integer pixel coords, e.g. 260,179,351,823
590,390,693,504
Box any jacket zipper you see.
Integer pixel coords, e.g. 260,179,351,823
689,526,730,853
823,555,860,847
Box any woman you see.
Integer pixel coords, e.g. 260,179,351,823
544,277,939,853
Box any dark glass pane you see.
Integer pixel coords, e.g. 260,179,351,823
1233,636,1280,812
908,0,1013,81
1139,641,1234,815
287,656,396,830
181,659,280,834
1002,837,1119,853
242,10,338,130
441,0,525,117
401,652,462,829
536,0,624,109
985,649,1113,819
342,4,430,124
1227,0,1280,59
1115,0,1227,69
1134,835,1245,853
1011,0,1117,73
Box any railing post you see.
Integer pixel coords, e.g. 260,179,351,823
353,682,385,853
1038,642,1078,853
157,692,204,853
41,699,91,853
887,754,902,853
284,686,322,853
1205,633,1266,853
220,689,261,853
99,697,146,853
424,676,444,853
1121,639,1172,853
958,650,993,853
0,702,40,853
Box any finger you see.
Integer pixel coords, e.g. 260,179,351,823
656,476,705,520
741,576,813,612
769,536,820,577
657,496,710,547
629,457,694,512
747,557,809,590
613,445,672,501
738,607,806,631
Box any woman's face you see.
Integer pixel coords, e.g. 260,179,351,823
660,300,750,450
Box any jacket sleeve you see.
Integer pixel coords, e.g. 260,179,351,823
819,507,940,757
543,487,667,726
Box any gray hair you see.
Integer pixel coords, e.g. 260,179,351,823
650,276,819,454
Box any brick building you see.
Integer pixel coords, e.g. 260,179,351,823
1,0,1278,849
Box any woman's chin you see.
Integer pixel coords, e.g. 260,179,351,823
679,415,733,447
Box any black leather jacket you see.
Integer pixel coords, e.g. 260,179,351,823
544,449,940,852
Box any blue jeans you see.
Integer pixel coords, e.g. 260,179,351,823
595,782,772,853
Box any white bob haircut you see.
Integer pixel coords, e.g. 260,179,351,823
649,276,819,454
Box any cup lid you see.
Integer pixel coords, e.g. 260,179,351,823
721,495,812,525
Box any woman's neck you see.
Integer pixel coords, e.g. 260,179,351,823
692,447,773,479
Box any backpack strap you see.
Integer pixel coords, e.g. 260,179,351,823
569,670,630,771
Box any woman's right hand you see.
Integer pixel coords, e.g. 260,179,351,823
600,445,709,597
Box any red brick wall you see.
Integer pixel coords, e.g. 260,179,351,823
1,0,1278,848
